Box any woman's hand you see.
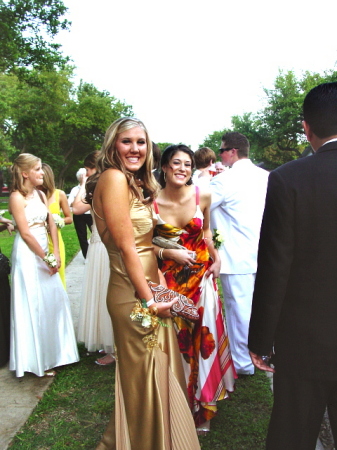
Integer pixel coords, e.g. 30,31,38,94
206,259,221,278
6,222,14,235
49,265,59,276
43,260,59,276
150,297,178,319
165,249,196,267
54,251,61,269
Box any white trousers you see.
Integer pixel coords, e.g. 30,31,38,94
220,273,256,375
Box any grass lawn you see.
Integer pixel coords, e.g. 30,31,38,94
9,345,272,450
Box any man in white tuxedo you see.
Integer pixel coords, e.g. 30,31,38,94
209,132,269,375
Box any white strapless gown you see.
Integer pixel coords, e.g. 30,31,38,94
77,215,114,353
9,195,79,377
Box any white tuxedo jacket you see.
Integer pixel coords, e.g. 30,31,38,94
209,159,269,274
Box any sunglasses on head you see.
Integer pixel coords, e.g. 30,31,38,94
219,147,237,154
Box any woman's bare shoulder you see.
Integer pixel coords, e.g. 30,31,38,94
99,168,125,181
10,190,22,199
96,169,129,203
9,191,25,213
9,190,25,204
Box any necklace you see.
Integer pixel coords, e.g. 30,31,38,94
26,191,35,200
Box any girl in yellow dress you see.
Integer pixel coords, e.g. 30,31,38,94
39,164,72,288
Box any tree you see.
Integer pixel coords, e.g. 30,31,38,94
156,142,173,153
0,0,70,74
200,129,231,155
202,69,337,169
1,69,133,188
260,69,337,167
56,81,133,188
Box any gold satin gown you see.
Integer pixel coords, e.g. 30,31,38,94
95,197,200,450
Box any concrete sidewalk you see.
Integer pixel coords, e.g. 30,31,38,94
0,251,85,450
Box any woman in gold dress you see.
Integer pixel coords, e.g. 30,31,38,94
86,118,200,450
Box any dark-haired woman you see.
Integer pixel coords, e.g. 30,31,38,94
153,145,236,434
86,119,200,449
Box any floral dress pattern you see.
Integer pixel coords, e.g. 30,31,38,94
154,186,236,428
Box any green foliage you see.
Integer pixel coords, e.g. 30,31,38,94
156,142,173,152
0,0,70,74
201,69,337,169
0,69,133,188
201,129,231,157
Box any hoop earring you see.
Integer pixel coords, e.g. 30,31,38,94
164,172,166,182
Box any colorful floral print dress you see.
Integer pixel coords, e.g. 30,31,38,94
154,186,237,430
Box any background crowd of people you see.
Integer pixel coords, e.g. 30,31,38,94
1,81,337,449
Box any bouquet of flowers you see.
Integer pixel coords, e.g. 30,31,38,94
43,252,57,268
212,228,224,249
52,214,65,229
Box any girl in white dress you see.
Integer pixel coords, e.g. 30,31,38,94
73,151,114,365
9,153,79,377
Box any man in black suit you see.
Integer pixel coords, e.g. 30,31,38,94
248,82,337,449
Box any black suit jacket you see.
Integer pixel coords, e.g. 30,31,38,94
248,141,337,380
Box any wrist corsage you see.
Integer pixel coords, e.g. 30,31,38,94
43,252,57,268
130,299,160,329
212,228,224,249
130,299,168,329
52,214,65,229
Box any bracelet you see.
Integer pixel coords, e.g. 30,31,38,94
43,252,57,268
149,306,158,316
158,248,164,260
146,298,155,307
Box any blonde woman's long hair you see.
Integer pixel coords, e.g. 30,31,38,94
40,163,56,199
11,153,41,197
86,117,158,205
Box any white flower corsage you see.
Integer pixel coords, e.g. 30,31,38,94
212,228,224,249
52,214,65,229
43,252,57,268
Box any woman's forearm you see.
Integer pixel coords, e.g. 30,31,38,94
49,219,60,257
19,230,46,259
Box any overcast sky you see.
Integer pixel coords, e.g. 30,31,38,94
56,0,337,149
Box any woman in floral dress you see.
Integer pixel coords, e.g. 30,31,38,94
153,144,237,434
